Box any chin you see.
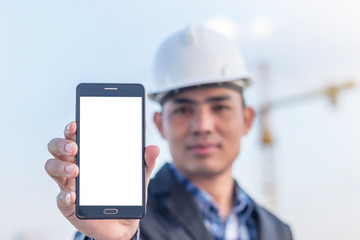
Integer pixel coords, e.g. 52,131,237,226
183,160,230,178
173,151,234,177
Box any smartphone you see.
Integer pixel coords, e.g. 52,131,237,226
75,83,145,219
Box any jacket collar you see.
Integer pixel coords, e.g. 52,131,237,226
150,163,292,240
255,205,292,240
150,163,214,240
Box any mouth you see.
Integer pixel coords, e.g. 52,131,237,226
186,143,221,156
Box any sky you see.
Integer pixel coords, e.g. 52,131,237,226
0,0,359,239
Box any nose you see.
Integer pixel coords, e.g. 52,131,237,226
190,106,215,136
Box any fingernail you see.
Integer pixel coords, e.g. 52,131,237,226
66,123,71,133
65,165,74,175
65,193,71,203
65,143,73,153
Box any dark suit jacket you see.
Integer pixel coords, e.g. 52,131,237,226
140,163,293,240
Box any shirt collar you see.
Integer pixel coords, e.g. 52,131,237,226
168,163,255,219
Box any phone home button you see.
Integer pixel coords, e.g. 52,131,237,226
103,208,118,214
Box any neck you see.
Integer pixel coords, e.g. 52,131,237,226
186,168,235,221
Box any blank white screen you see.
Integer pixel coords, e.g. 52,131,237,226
79,96,142,206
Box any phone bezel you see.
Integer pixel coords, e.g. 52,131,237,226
75,83,145,219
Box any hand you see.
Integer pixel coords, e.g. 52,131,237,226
45,121,159,240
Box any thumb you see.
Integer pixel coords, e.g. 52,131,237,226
144,145,160,185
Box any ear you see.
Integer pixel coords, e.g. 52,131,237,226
153,112,166,139
243,106,256,135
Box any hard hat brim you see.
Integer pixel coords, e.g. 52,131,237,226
148,76,252,103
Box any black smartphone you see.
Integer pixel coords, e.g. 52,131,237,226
75,83,145,219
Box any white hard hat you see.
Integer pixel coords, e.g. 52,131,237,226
148,25,252,103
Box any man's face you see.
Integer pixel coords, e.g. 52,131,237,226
153,87,255,179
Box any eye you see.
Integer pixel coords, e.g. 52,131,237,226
173,106,192,115
212,104,230,113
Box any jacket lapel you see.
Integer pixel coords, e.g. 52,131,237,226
255,205,293,240
152,164,214,240
165,183,214,240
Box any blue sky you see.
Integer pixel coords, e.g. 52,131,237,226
1,0,359,239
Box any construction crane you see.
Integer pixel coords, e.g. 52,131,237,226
258,62,356,211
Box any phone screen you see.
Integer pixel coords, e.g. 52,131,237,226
79,96,142,206
76,83,145,219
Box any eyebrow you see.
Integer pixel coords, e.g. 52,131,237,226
172,95,232,104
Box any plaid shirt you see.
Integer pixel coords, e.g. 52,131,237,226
78,164,258,240
168,163,258,240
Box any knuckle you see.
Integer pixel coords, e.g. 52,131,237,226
58,141,64,155
57,162,66,175
57,192,66,208
44,159,54,174
47,138,56,152
48,138,63,155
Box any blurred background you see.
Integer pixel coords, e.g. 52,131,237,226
1,0,359,239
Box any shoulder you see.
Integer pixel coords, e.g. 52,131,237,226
239,186,293,240
140,163,201,240
147,163,176,195
253,203,293,240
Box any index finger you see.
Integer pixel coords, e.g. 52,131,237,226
48,138,77,161
64,121,76,141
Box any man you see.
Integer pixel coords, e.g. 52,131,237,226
46,26,293,240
